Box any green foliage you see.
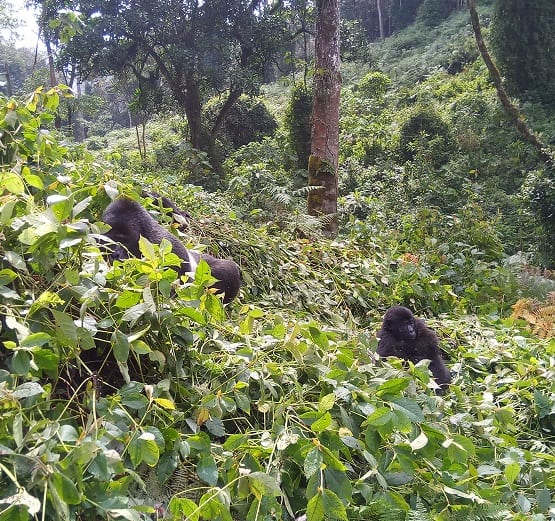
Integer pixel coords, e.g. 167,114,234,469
398,105,454,165
203,95,278,158
490,0,555,103
284,82,313,171
1,89,555,521
416,0,460,27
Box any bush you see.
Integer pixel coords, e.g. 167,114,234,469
284,82,313,171
398,105,455,165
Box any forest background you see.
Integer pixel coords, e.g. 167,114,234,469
0,0,555,520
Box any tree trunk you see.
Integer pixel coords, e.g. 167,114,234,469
307,0,341,237
45,38,61,129
377,0,385,39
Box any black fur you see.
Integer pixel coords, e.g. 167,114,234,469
101,198,241,303
377,306,451,394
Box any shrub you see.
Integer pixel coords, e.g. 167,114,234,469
284,82,313,171
398,105,455,165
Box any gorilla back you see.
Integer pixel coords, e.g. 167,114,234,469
101,197,241,303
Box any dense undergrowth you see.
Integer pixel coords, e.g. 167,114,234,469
1,81,555,521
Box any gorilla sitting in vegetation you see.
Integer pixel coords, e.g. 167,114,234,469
102,197,241,303
377,305,452,394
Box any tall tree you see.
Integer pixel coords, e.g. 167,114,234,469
307,0,341,236
38,0,287,175
489,0,555,103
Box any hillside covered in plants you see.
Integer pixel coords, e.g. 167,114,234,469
1,2,555,521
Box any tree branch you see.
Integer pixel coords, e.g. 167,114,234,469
467,0,554,165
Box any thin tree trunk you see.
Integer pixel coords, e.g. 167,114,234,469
307,0,341,237
5,62,12,96
377,0,385,39
468,0,554,165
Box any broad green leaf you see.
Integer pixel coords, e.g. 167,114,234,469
304,447,323,478
128,432,159,467
0,268,17,286
11,350,31,375
0,199,17,224
311,412,332,433
248,472,281,499
168,497,199,521
52,309,78,344
12,382,45,399
390,397,424,423
306,492,324,521
121,302,153,322
0,490,40,516
4,251,27,271
308,326,329,350
504,462,520,485
376,377,409,395
365,407,392,426
115,290,141,309
154,398,176,410
1,171,25,194
322,489,348,520
318,393,335,413
20,332,52,348
197,453,218,486
50,473,81,504
324,468,352,504
112,330,129,363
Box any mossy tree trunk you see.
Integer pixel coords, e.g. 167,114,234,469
307,0,341,237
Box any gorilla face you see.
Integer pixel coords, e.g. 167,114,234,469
385,306,417,341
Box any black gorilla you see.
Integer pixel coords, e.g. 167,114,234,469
377,306,451,394
101,198,241,303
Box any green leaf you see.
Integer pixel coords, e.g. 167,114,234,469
324,468,352,503
50,472,81,504
52,309,78,345
128,432,160,467
322,488,348,520
376,377,409,395
115,290,141,309
390,397,424,423
12,382,45,399
248,472,282,500
0,491,40,516
311,412,332,433
318,393,336,413
121,302,153,322
504,462,520,485
112,330,130,363
304,447,323,478
11,350,31,375
20,332,52,348
168,497,199,521
365,407,392,426
1,171,25,194
33,348,59,373
308,326,329,350
306,492,324,521
197,453,218,486
0,268,17,286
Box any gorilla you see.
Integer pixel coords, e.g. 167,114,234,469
101,198,241,303
377,306,451,394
